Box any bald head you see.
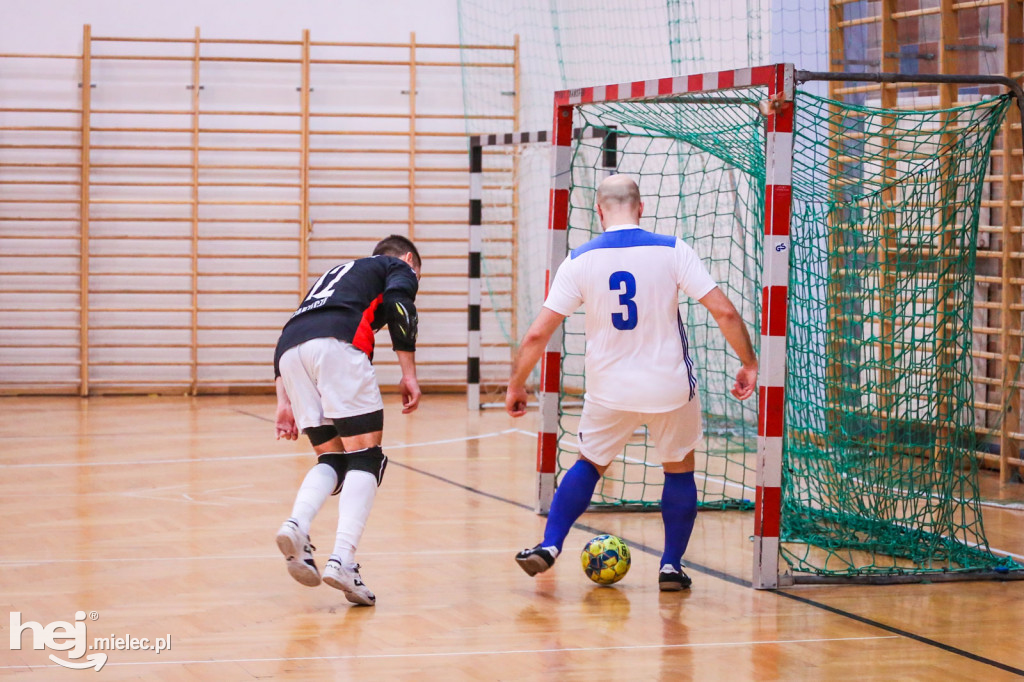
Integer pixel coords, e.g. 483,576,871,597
595,175,642,227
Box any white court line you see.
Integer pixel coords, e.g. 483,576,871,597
6,424,1021,563
0,548,520,567
0,429,523,470
554,437,1024,561
122,483,255,508
961,541,1024,562
0,635,900,671
409,456,509,462
979,500,1024,511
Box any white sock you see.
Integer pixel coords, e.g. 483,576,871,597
289,462,338,536
332,470,378,565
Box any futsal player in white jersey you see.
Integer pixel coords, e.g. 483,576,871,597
506,175,757,590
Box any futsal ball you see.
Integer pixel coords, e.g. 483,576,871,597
580,534,631,585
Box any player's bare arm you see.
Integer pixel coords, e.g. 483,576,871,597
385,294,419,413
396,350,421,414
274,375,299,440
698,287,757,400
505,307,566,417
381,255,420,414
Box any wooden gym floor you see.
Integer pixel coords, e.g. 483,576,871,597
1,393,1023,680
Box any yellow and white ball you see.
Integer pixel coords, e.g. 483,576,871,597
581,534,631,585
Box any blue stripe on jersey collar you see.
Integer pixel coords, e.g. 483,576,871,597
570,227,677,259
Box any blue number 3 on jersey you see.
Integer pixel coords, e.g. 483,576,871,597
609,271,638,330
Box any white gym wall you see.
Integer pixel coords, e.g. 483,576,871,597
0,0,507,394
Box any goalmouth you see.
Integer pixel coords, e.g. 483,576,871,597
531,63,1024,589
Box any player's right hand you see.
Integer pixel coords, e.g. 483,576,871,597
505,384,529,418
275,405,299,440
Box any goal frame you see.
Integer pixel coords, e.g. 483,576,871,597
533,64,1024,590
538,63,796,590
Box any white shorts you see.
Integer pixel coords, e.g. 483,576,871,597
576,395,703,468
278,338,384,432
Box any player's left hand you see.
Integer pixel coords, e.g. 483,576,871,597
731,363,758,400
275,405,299,440
400,376,421,414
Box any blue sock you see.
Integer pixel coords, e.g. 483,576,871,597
661,471,697,570
541,459,601,552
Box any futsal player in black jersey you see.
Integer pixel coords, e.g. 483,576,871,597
272,235,421,606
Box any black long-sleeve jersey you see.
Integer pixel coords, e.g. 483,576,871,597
273,255,418,377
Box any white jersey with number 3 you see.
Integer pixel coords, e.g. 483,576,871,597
543,223,718,413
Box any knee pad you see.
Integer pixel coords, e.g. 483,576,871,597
316,452,347,495
345,446,388,487
317,446,388,493
304,424,338,447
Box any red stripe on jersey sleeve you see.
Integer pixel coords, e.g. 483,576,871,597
352,294,383,357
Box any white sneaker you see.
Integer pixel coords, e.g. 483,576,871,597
323,556,376,606
276,519,320,587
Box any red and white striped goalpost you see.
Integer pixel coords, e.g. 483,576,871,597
536,63,796,590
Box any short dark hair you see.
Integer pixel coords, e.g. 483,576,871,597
372,234,421,269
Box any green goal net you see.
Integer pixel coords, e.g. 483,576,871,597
561,88,766,512
456,1,772,400
560,86,1020,577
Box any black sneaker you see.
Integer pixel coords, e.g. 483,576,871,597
658,564,692,591
515,545,557,576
